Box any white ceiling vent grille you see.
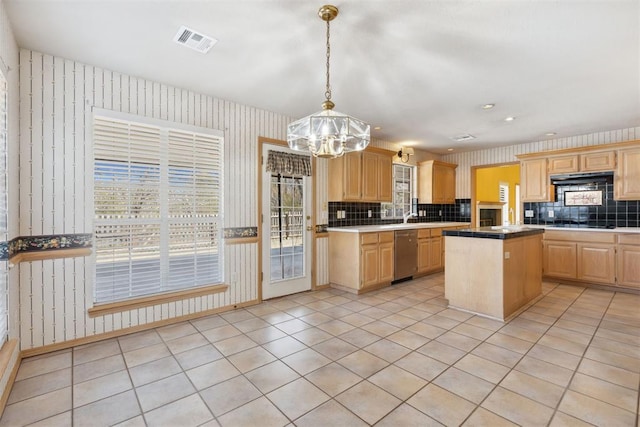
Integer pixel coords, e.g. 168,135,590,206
173,25,217,53
451,134,476,142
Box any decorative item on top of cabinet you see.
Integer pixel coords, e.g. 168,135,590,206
615,146,640,200
520,158,552,202
328,149,393,202
418,160,457,204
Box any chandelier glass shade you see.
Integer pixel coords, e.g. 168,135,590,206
287,5,370,159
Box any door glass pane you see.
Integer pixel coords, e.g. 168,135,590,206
270,175,305,282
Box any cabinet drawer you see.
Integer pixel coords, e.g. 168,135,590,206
418,229,431,239
430,228,443,237
543,230,615,244
379,232,394,244
361,233,378,245
618,233,640,245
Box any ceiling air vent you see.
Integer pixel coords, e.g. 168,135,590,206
451,134,476,142
173,25,217,54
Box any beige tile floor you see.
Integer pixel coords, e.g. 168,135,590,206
1,273,639,426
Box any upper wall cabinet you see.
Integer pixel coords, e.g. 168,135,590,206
615,146,640,200
518,140,640,202
418,160,457,204
521,158,551,202
548,151,616,175
328,150,393,202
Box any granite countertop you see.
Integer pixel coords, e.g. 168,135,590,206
326,222,470,233
442,226,545,240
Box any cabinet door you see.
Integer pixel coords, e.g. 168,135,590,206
360,244,379,289
429,237,443,270
417,238,430,273
439,165,456,203
577,243,615,284
616,245,640,289
548,155,579,174
378,154,393,202
543,241,577,278
581,151,615,172
343,152,362,200
361,152,378,201
615,147,640,200
521,158,550,202
379,242,394,283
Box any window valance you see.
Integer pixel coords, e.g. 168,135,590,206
266,150,311,177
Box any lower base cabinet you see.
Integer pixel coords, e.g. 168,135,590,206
329,231,394,293
417,228,444,275
617,234,640,289
543,230,638,290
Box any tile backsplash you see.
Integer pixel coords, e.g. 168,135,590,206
328,199,471,227
523,182,640,228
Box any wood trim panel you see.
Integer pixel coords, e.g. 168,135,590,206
88,284,229,318
0,340,19,415
516,139,640,159
225,237,259,245
24,299,259,358
543,230,616,244
9,248,92,264
619,233,640,245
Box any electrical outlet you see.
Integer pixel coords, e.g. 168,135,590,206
504,252,510,259
368,210,372,218
548,210,554,218
341,210,346,219
439,210,442,217
525,210,534,218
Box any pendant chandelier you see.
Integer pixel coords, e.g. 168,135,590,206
287,5,370,159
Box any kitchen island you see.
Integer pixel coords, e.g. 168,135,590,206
442,226,544,321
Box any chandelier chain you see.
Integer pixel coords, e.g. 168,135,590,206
325,18,331,101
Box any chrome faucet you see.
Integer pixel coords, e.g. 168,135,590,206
403,211,418,224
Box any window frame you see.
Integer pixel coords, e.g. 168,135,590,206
92,108,224,304
382,163,415,219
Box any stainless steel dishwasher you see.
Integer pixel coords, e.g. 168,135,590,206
394,229,417,281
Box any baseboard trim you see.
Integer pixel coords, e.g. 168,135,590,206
21,299,260,358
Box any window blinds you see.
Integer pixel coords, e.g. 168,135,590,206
94,116,223,303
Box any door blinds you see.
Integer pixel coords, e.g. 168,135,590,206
93,115,224,303
0,71,7,344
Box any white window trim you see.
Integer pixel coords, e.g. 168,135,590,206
382,164,415,219
91,108,224,304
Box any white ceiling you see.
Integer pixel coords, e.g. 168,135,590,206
4,0,640,154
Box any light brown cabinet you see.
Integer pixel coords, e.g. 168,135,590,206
543,241,577,278
521,158,550,202
548,155,579,174
542,230,629,288
328,231,394,293
329,150,393,202
581,151,616,172
417,228,443,275
543,230,616,286
418,160,457,204
616,234,640,289
615,146,640,200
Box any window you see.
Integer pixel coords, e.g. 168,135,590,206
93,113,224,303
381,164,414,218
0,70,7,343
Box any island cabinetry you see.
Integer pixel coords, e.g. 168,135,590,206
329,150,393,202
543,230,616,285
615,146,640,200
417,228,443,275
329,231,394,293
418,161,456,204
444,229,543,321
616,234,640,289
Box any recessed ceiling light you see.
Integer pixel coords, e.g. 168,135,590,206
545,132,556,136
373,126,382,130
481,103,495,110
447,148,454,151
504,116,516,122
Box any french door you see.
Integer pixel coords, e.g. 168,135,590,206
261,144,312,299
